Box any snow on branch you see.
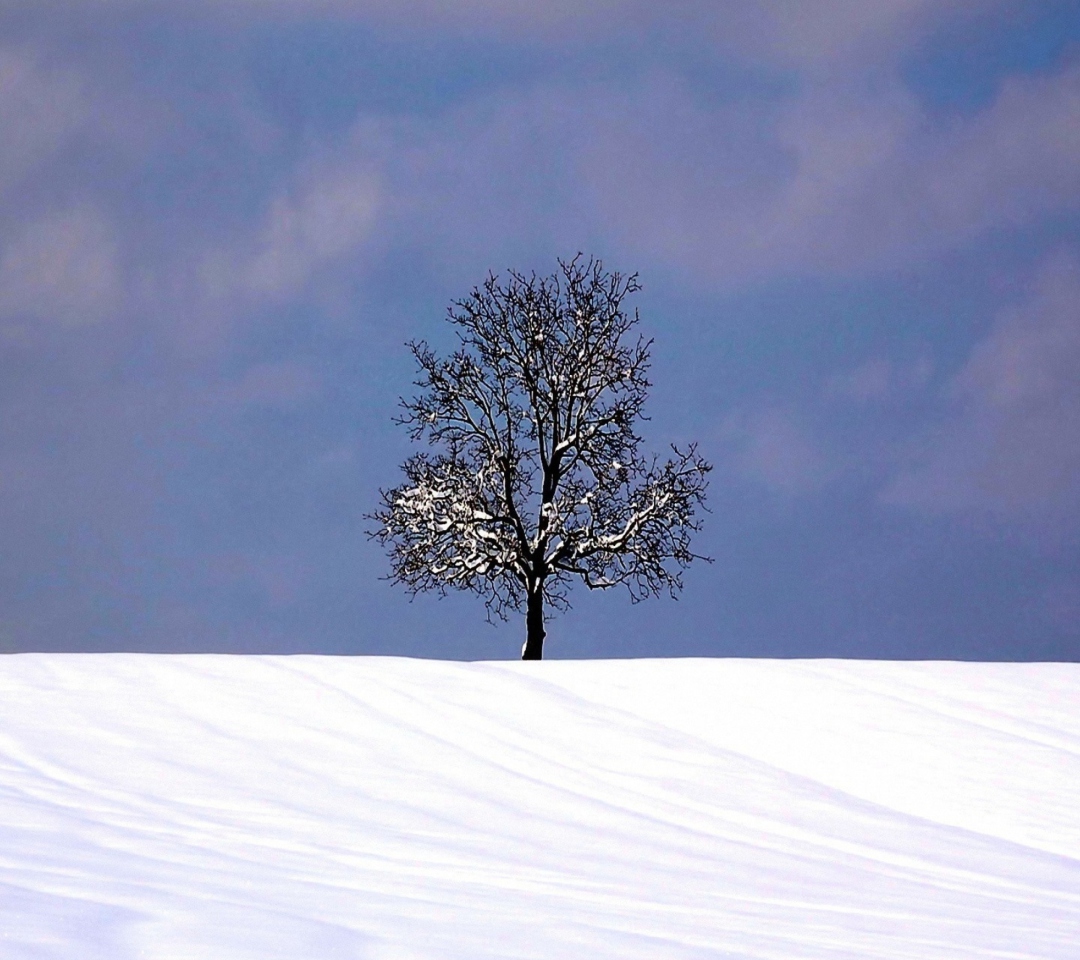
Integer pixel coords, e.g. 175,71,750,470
371,453,528,620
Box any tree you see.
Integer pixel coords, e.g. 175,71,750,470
370,256,711,660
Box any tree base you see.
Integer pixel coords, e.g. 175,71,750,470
521,638,543,660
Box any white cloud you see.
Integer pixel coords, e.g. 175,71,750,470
791,61,1080,266
577,58,1080,284
124,157,382,357
721,406,833,495
884,251,1080,520
0,45,89,197
0,204,120,327
196,159,380,308
755,0,1015,67
827,356,934,404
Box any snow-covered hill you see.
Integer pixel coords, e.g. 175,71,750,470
1,655,1077,959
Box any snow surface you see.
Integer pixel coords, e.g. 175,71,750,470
1,655,1078,959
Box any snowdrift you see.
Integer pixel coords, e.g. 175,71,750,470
1,655,1078,958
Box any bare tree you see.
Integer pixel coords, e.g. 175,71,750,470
370,256,711,660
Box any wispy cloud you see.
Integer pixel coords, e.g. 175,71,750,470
0,44,89,197
74,151,384,357
750,0,1015,67
196,158,380,309
581,60,1080,282
0,204,120,329
827,356,935,405
885,250,1080,523
720,406,834,496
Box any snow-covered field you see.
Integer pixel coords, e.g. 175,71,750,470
1,656,1078,959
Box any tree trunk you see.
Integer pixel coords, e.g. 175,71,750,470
521,588,545,660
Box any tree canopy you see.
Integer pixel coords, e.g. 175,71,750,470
371,256,710,659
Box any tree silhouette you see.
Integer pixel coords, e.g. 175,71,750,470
370,256,711,659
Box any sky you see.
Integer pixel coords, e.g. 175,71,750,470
1,0,1079,660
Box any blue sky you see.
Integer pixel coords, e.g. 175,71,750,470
2,0,1078,659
